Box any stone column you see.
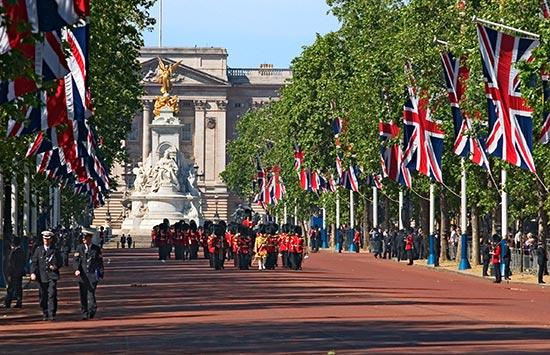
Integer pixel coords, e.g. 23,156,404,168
215,100,228,183
193,100,206,176
142,100,153,164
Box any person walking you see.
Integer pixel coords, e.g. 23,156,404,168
4,238,26,308
536,241,548,284
120,234,126,249
491,235,502,284
31,231,61,321
480,238,491,277
126,235,133,249
73,229,104,320
405,231,414,265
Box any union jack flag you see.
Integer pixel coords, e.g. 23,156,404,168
403,87,445,183
541,74,550,144
269,166,285,204
0,30,69,104
309,170,320,192
476,24,538,173
299,168,308,191
293,144,304,171
340,165,359,192
542,0,550,18
379,121,412,188
335,152,343,179
328,174,337,192
441,51,490,170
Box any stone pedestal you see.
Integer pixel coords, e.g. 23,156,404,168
121,108,202,236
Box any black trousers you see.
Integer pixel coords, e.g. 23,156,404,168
79,279,98,317
290,252,302,270
281,251,288,268
504,259,511,278
190,245,199,259
539,263,545,283
174,245,183,260
4,275,23,307
407,250,413,265
493,263,502,282
238,253,250,270
482,259,490,276
39,280,57,317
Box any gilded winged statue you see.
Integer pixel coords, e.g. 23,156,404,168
156,57,182,95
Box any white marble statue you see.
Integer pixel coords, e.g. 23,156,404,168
133,162,148,193
150,150,181,192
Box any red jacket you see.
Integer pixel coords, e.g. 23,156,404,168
492,244,501,265
292,235,304,254
405,235,413,251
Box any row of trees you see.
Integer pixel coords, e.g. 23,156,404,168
221,0,550,262
0,0,155,235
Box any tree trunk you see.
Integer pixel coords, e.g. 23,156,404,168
471,205,480,265
537,177,548,244
440,190,449,262
419,197,429,258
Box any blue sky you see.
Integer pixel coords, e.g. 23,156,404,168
142,0,340,68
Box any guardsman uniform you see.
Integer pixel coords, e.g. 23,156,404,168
290,228,304,270
173,223,184,260
491,238,502,283
265,232,278,270
278,230,288,268
353,230,361,253
405,234,414,265
254,232,268,271
31,231,62,321
73,229,104,320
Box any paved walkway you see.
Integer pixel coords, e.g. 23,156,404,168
0,249,549,354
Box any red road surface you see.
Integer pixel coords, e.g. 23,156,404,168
1,249,549,354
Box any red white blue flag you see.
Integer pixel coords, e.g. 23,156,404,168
476,24,538,173
440,51,490,170
379,121,412,188
403,87,445,183
541,74,550,144
541,0,550,18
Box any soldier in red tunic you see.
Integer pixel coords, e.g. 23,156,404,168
290,226,304,270
265,224,279,270
173,221,184,260
278,225,288,268
189,220,200,259
157,219,171,262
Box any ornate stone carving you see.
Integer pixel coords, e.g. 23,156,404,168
194,100,207,111
216,100,228,111
149,150,180,193
206,117,216,129
132,162,148,193
153,95,179,117
252,100,265,109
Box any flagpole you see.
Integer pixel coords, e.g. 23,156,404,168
398,189,404,230
11,176,19,237
472,16,540,39
349,190,355,252
322,206,327,248
458,158,471,269
158,0,163,47
372,186,378,229
500,168,508,276
336,190,340,251
427,183,436,265
294,203,298,226
283,204,287,224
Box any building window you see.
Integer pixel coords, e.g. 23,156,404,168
234,102,242,108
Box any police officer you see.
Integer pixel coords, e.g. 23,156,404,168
73,228,104,320
3,238,26,308
31,231,61,321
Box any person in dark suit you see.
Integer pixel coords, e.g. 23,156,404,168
536,241,548,284
31,231,61,321
4,238,26,308
73,229,104,320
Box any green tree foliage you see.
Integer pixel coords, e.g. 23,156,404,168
223,0,550,238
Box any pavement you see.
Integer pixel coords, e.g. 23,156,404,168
0,249,549,354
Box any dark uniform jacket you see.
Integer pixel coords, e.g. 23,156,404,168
31,246,61,282
536,245,548,265
7,246,26,278
73,243,104,283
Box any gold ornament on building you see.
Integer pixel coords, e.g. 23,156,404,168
154,57,182,116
